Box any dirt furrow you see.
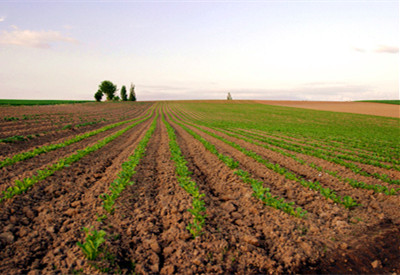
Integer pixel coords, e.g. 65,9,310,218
222,127,399,189
195,123,400,229
0,116,154,274
98,115,197,274
0,118,152,193
167,116,327,274
0,105,150,158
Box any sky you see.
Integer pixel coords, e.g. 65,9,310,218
0,0,398,101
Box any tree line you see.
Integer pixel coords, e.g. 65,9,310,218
94,80,136,102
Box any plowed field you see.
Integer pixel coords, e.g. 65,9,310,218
0,101,399,274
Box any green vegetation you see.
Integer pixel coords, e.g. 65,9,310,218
356,100,400,105
0,135,33,143
77,227,107,260
100,114,158,214
178,117,359,209
0,99,92,106
163,113,207,237
172,102,399,185
129,83,136,101
210,126,399,196
0,109,154,169
172,102,399,151
168,113,307,218
98,80,117,101
94,90,103,102
0,114,151,202
120,85,128,101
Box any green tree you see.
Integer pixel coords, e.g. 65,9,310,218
120,85,127,101
129,83,136,101
99,80,117,101
94,90,103,102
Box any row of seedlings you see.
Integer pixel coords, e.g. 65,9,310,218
220,127,400,185
0,106,155,168
173,105,399,168
162,113,206,237
0,111,154,202
171,113,359,209
213,126,400,196
77,113,159,272
171,106,399,196
174,106,399,171
166,112,308,218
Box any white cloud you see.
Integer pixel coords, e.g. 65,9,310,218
0,26,78,48
374,45,398,54
0,17,5,22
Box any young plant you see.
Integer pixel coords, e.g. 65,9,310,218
77,227,107,261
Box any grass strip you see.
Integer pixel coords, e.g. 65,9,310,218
0,115,152,202
167,113,307,218
0,107,155,168
162,112,207,238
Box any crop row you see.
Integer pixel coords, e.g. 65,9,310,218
173,107,399,186
175,107,399,171
215,126,400,196
166,112,308,218
76,114,159,272
225,128,400,185
172,106,400,196
171,103,399,164
172,114,359,209
100,114,158,214
0,114,152,202
0,106,155,169
238,128,400,166
162,113,207,237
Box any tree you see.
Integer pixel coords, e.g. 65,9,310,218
113,96,120,101
120,85,127,101
98,80,117,101
227,92,232,100
94,90,103,102
129,83,136,101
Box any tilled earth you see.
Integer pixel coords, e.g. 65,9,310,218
0,103,399,274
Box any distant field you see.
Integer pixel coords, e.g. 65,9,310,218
357,100,400,105
257,100,400,118
0,99,93,106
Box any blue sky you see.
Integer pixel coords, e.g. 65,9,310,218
0,1,398,101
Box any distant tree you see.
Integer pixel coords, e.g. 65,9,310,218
129,83,136,101
94,90,103,102
98,80,117,101
227,92,232,100
120,85,128,101
113,96,120,101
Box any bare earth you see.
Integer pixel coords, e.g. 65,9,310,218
256,101,400,118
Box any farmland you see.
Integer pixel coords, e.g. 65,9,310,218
0,100,399,274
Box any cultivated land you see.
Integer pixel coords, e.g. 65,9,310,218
257,100,400,118
0,100,399,274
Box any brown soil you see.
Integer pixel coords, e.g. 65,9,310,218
0,115,154,274
0,103,151,157
256,100,400,118
0,102,399,274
